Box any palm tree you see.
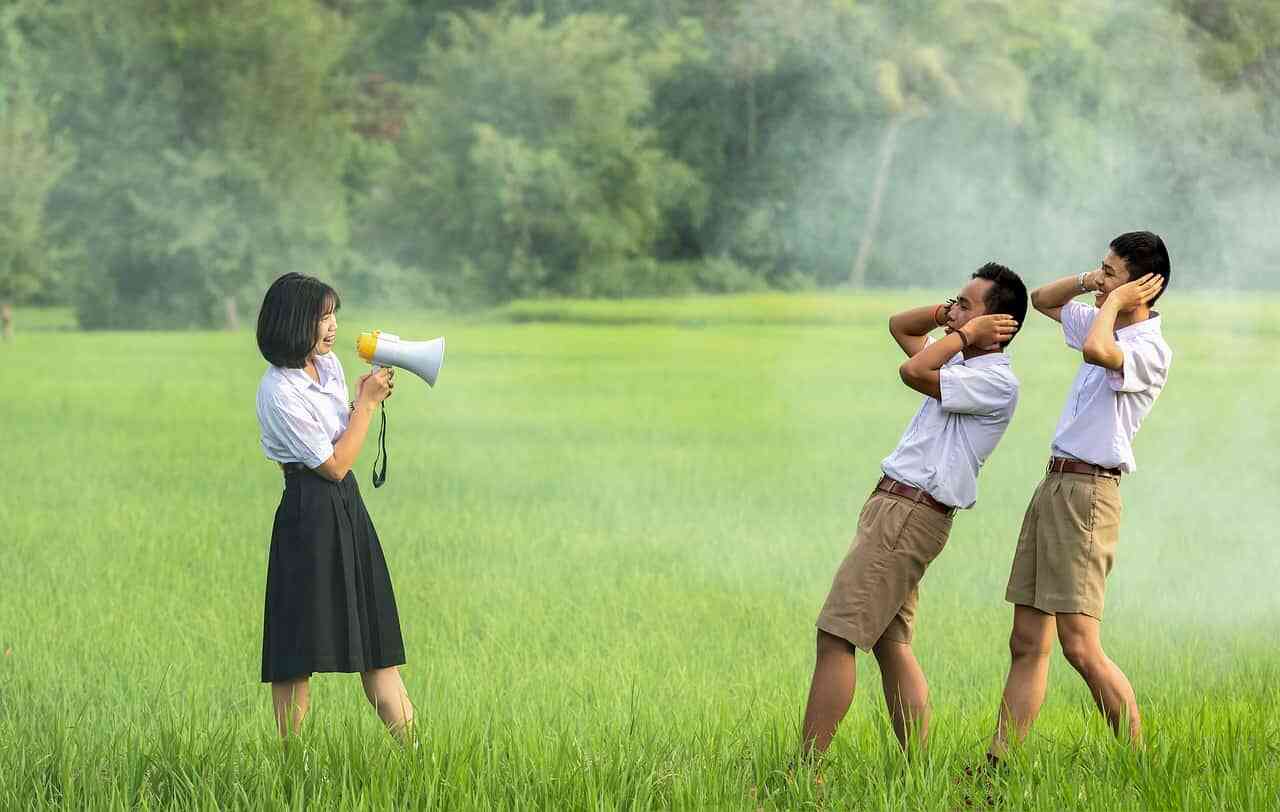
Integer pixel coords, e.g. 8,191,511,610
848,48,953,288
849,2,1027,287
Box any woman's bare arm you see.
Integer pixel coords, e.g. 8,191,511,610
314,368,392,481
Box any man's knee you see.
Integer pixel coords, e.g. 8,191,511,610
817,629,856,659
1009,626,1053,661
1059,636,1104,677
872,635,912,662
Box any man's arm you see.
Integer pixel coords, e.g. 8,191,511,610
888,302,951,358
1081,274,1164,370
899,315,1019,398
1030,271,1099,323
898,331,965,399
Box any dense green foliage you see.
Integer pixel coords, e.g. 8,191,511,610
1,0,1278,326
3,295,1279,808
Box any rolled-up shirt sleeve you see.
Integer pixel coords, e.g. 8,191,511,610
940,365,1016,416
1060,301,1098,350
263,389,335,469
1106,338,1171,394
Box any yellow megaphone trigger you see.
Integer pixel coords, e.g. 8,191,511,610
356,330,381,363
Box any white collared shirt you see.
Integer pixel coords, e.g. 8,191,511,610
880,340,1020,509
256,352,350,469
1049,301,1172,474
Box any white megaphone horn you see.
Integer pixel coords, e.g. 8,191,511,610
355,331,445,386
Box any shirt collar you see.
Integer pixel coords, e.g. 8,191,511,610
1116,311,1162,339
962,351,1010,368
279,356,331,390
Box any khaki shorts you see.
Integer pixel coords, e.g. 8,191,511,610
816,490,954,651
1005,472,1122,620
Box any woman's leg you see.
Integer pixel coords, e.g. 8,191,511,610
272,676,311,738
361,666,416,740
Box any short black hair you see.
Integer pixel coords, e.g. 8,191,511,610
1110,231,1170,306
256,273,341,368
972,262,1027,348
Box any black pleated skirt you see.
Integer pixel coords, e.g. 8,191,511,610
261,468,405,683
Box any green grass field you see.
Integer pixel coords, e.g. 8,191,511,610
2,293,1278,810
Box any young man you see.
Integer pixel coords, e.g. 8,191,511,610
988,231,1171,760
802,263,1027,754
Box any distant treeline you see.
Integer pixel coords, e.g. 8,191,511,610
1,0,1277,328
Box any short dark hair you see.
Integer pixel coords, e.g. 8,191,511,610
972,262,1028,348
1109,231,1170,306
256,273,341,368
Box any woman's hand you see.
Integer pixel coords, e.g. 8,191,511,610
356,367,395,409
321,369,394,481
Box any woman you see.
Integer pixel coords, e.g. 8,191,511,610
254,272,414,739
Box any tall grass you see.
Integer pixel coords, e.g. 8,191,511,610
2,293,1278,809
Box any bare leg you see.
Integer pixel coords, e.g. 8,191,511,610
361,666,416,740
1057,613,1142,747
272,676,311,738
989,605,1055,759
801,630,857,756
872,638,930,749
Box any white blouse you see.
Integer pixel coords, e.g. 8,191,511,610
256,351,351,469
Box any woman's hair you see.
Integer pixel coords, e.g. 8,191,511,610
256,273,341,368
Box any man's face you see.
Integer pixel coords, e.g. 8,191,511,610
1094,250,1132,308
945,277,994,333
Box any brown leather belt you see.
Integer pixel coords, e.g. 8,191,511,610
1047,457,1122,479
874,476,956,517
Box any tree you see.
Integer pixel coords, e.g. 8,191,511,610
1175,0,1280,151
0,1,74,330
36,0,354,329
849,0,1029,287
359,11,705,302
648,0,883,285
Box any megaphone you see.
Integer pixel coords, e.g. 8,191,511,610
353,330,445,489
355,331,445,386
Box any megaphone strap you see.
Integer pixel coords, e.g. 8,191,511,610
372,407,388,488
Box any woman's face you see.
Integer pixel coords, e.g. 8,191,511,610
311,306,338,358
